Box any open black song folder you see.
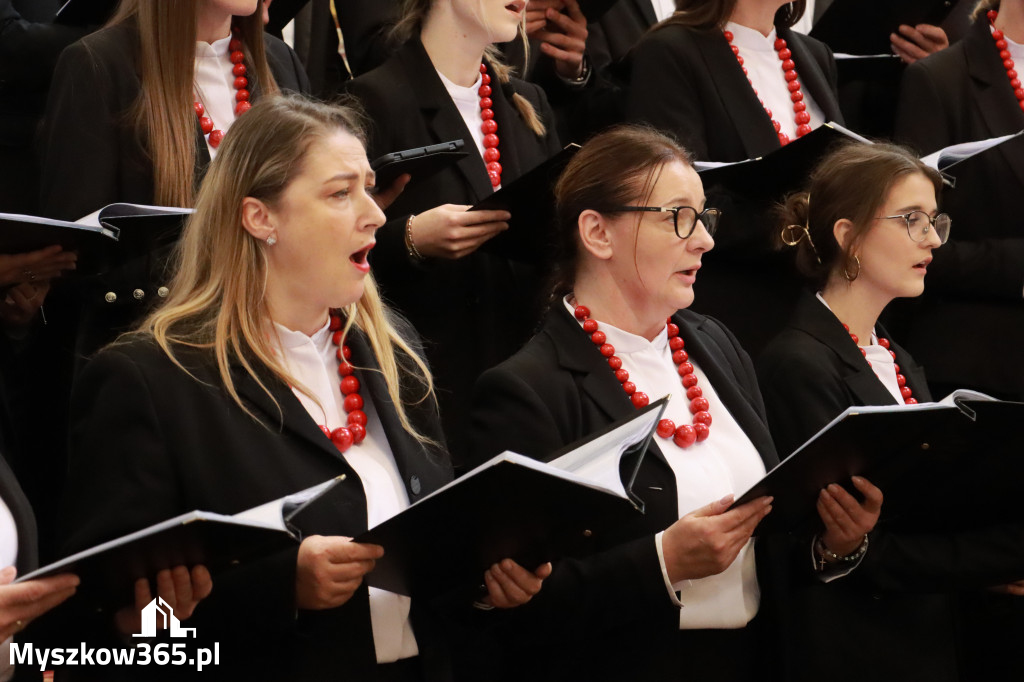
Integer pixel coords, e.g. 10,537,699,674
357,397,668,599
19,477,345,607
371,139,468,190
810,0,957,56
733,391,1024,534
472,143,580,265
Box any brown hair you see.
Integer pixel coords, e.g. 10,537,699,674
107,0,280,207
777,142,943,289
659,0,807,31
391,0,546,137
550,125,694,300
133,96,435,443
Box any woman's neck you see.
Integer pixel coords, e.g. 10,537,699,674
196,6,233,44
731,0,787,36
267,296,330,338
573,269,667,342
420,7,489,87
820,279,889,346
996,1,1024,44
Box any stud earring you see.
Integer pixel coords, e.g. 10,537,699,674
266,234,277,246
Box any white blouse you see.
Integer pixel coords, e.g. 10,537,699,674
194,35,239,159
723,21,827,142
275,319,418,663
564,299,766,629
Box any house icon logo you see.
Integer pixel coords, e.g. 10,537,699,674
132,597,197,638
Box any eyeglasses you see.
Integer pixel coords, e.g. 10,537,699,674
876,210,951,244
609,206,722,239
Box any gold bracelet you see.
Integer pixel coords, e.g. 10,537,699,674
404,214,425,262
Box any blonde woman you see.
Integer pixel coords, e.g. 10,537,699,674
346,0,562,468
63,96,547,681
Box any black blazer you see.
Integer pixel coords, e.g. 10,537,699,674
60,326,454,680
757,291,1024,682
470,304,782,681
346,38,561,468
38,20,310,221
892,16,1024,398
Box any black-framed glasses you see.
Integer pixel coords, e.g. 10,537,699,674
876,210,951,244
609,206,722,239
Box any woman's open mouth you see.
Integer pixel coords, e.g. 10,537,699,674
350,243,374,272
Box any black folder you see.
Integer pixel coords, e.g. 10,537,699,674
472,143,580,265
810,0,956,55
370,140,468,190
19,478,344,606
733,393,1024,534
357,397,667,599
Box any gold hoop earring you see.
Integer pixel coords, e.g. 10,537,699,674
843,255,861,282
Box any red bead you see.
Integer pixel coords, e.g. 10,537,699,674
236,89,250,102
779,48,792,60
900,386,913,399
860,347,867,357
582,319,598,333
693,411,712,426
349,424,367,444
686,386,703,400
1016,89,1024,100
478,84,492,97
787,80,801,93
343,393,363,412
490,170,501,184
340,375,360,395
330,427,353,452
574,305,590,320
993,29,1004,41
1001,50,1012,60
905,398,918,405
631,392,650,408
785,70,799,82
480,63,488,73
841,323,850,331
896,374,907,388
673,425,697,448
481,73,491,84
736,56,744,66
849,333,859,344
795,111,810,125
765,108,773,118
229,38,243,52
481,108,495,120
607,356,622,370
481,119,498,135
669,336,685,351
337,361,354,377
1010,70,1019,80
878,337,890,349
483,147,500,162
319,424,331,437
694,423,710,442
742,67,748,75
782,59,795,71
208,130,224,148
790,91,804,102
794,101,806,112
731,45,740,55
774,38,787,50
998,39,1009,49
590,331,606,345
1005,59,1015,70
682,373,698,388
193,101,205,116
672,349,688,365
621,381,636,396
200,117,214,134
329,315,343,331
773,120,782,133
657,419,676,439
889,350,896,360
483,133,499,148
778,132,790,145
797,124,813,137
1020,101,1024,112
677,361,694,377
666,323,679,337
690,397,710,414
599,343,616,357
230,50,245,64
232,62,247,76
1011,79,1020,89
989,10,999,22
235,101,251,115
894,364,900,373
486,161,502,176
479,97,493,110
347,410,368,426
614,368,629,383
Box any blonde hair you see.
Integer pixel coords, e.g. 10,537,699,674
133,96,436,443
392,0,546,137
972,0,999,20
107,0,280,207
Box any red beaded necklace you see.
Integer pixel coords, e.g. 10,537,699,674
724,29,812,146
194,29,252,150
478,63,502,187
315,313,369,453
841,324,917,405
573,305,713,449
987,10,1024,114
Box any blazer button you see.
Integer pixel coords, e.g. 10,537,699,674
133,289,145,300
410,475,421,495
157,286,170,298
104,292,117,303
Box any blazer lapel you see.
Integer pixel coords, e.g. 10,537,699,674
693,30,780,158
675,314,779,468
633,0,657,28
877,321,933,402
398,40,494,202
782,27,843,124
488,71,527,182
964,19,1024,191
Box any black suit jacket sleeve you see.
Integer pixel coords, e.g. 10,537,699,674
0,0,84,86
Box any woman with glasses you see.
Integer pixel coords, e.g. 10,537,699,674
758,142,1024,682
465,125,864,681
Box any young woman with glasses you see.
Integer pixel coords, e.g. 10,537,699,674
758,141,1024,682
